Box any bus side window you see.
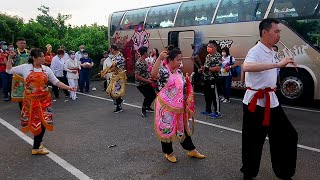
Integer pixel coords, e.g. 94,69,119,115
110,12,126,36
121,8,149,30
214,0,269,24
145,3,180,29
175,0,219,27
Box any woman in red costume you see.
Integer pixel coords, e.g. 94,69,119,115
151,48,205,163
6,48,76,155
44,44,54,66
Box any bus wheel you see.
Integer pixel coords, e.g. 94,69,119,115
279,68,314,104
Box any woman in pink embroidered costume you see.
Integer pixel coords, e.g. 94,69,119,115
6,48,76,155
151,48,205,163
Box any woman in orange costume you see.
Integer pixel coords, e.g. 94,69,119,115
6,48,76,155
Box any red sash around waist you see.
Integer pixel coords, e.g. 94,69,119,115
247,87,276,127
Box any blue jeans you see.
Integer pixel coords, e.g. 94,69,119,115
222,76,232,100
0,72,11,98
79,70,91,92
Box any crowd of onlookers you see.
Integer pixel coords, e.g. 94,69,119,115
0,38,97,101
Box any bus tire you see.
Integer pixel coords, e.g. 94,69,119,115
278,68,314,104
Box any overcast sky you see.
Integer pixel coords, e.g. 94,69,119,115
0,0,182,26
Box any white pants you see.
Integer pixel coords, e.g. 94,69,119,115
68,79,78,100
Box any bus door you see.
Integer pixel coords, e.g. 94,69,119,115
168,30,195,75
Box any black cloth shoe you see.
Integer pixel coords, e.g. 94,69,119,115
146,107,154,112
243,174,253,180
114,107,123,113
141,107,147,117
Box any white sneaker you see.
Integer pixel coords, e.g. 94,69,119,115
220,98,225,102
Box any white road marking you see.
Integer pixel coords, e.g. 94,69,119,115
126,83,320,113
0,118,92,180
78,92,320,154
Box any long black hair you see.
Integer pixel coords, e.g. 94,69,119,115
28,48,44,64
221,47,230,56
153,48,159,58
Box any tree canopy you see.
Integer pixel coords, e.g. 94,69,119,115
0,5,109,76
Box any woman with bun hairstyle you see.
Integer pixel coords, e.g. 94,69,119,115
6,48,76,155
151,48,205,163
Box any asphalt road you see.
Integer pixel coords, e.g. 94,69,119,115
0,81,319,180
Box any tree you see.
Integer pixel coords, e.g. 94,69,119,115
0,6,109,77
0,13,23,44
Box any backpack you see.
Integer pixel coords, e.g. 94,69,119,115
229,56,240,77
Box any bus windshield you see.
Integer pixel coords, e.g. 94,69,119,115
268,0,320,50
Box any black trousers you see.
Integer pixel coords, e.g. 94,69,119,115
33,126,46,149
203,79,220,113
137,84,156,108
52,77,69,98
103,80,108,90
113,97,123,108
241,104,298,179
161,133,196,154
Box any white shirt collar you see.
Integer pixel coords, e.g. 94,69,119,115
257,41,272,53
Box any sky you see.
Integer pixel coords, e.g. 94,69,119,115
0,0,183,26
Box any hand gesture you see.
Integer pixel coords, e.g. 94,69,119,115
72,70,77,74
159,51,168,61
68,86,77,91
147,79,153,84
278,57,295,68
8,51,16,58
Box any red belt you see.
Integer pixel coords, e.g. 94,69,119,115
70,68,79,73
247,87,276,127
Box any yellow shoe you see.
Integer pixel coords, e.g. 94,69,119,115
39,142,44,149
165,154,177,163
188,150,205,159
32,149,49,155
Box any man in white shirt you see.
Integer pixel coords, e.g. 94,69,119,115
75,45,85,62
50,49,70,98
241,18,298,180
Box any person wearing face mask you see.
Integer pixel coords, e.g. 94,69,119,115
151,48,205,163
220,47,238,103
135,46,156,117
104,44,126,113
75,45,85,62
102,51,113,91
64,51,80,100
199,40,222,119
0,41,10,101
50,49,70,99
79,50,93,93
